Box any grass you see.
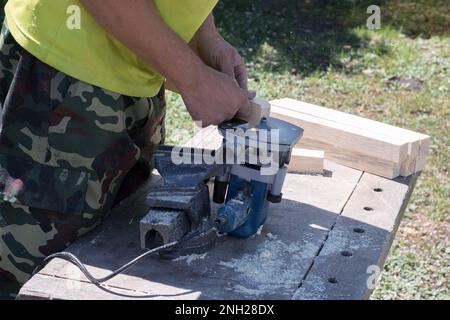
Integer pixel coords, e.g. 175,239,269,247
165,0,449,299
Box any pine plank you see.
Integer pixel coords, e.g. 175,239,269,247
289,148,324,174
270,105,409,163
271,98,431,177
271,98,430,159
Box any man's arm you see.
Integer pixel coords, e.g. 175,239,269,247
189,14,249,91
80,0,251,126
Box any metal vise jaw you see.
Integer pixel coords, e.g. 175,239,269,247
139,145,230,258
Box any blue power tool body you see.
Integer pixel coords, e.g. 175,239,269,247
216,178,269,238
215,117,303,238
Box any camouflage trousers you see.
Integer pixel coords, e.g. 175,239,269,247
0,23,166,298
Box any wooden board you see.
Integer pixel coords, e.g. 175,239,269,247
298,137,401,179
18,161,418,300
271,98,431,177
182,125,222,151
270,105,409,163
293,173,419,299
238,97,271,127
288,148,324,174
271,98,431,159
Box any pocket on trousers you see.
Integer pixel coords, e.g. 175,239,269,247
0,154,89,215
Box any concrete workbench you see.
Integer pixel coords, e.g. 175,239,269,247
18,160,418,300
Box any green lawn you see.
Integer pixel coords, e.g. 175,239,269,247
165,0,449,299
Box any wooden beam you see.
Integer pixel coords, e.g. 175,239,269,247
182,102,427,179
238,97,271,127
298,137,400,179
289,148,324,174
271,98,430,159
183,125,222,151
271,98,431,177
270,105,409,163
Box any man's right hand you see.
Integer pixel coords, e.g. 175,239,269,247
179,66,252,127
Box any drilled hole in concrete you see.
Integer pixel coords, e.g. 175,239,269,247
353,227,365,233
341,250,353,257
364,206,374,212
373,188,383,192
328,277,338,284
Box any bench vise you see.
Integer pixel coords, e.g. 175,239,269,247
139,117,303,258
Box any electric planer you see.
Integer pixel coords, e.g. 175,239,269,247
140,104,304,258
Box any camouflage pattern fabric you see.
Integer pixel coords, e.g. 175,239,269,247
0,22,166,299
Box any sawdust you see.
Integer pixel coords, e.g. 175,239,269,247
266,232,278,240
256,225,264,236
219,239,319,296
140,209,179,226
230,285,265,297
173,253,208,265
293,275,328,300
90,234,101,245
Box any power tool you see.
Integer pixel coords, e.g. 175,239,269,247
140,116,303,258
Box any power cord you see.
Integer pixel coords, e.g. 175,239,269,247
32,225,218,287
32,241,178,285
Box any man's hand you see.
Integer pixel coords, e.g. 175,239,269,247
190,15,250,91
180,66,251,127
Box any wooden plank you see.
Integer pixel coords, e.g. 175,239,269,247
238,97,271,127
271,98,431,159
271,98,431,177
292,172,418,300
400,157,418,177
18,161,363,300
298,137,400,179
288,148,324,174
270,105,409,163
182,125,219,150
414,154,428,172
400,148,429,176
19,273,200,300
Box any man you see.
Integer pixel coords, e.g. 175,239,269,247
0,0,252,298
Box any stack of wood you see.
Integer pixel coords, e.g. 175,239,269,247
270,98,431,179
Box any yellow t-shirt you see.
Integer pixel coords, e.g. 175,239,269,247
5,0,217,97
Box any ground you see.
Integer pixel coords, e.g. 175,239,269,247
164,0,449,299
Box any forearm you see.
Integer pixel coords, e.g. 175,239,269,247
80,0,205,92
189,14,220,53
